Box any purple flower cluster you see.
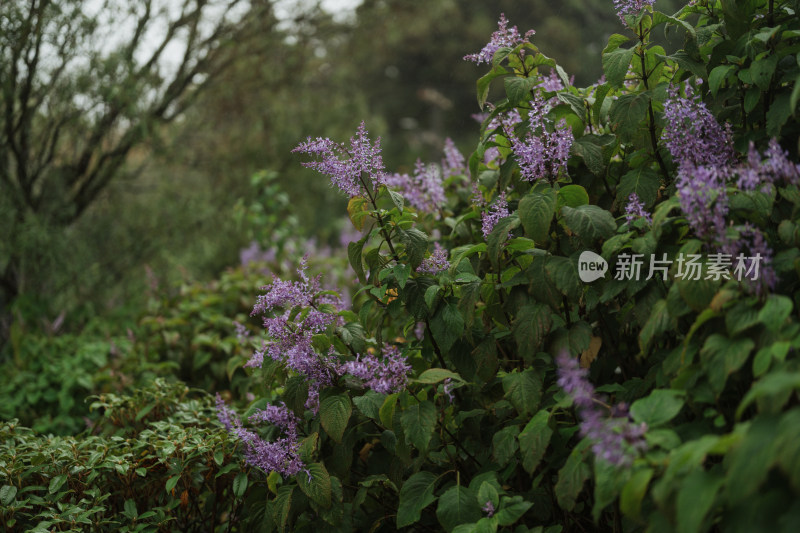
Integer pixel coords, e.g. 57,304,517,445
482,500,495,517
736,139,800,191
215,395,305,477
503,95,573,182
675,165,729,242
556,351,647,466
292,122,386,197
441,138,467,179
624,193,652,224
464,13,535,65
721,224,777,294
479,191,511,238
662,80,735,170
249,258,343,411
613,0,656,24
384,160,446,215
417,243,450,275
338,344,412,395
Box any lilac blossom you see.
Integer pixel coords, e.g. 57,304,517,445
613,0,656,24
441,138,467,178
293,121,386,197
736,140,800,191
464,14,535,65
482,500,496,517
417,243,450,275
384,160,446,215
624,193,652,224
556,351,647,466
481,191,510,238
675,164,729,242
215,396,306,477
442,378,455,403
503,95,573,182
338,344,412,395
662,80,735,170
721,224,777,295
249,258,344,412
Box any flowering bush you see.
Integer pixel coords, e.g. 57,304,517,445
233,1,800,531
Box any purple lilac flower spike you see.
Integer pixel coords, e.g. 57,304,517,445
464,13,535,65
625,193,652,224
613,0,656,24
482,501,496,517
338,344,412,395
556,351,648,467
662,80,735,170
292,121,386,197
441,138,467,179
384,160,445,215
481,191,510,238
417,243,450,275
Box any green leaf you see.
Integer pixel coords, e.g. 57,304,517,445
486,214,520,268
557,92,586,123
495,496,533,526
397,471,438,528
233,472,248,498
388,189,405,213
492,425,520,466
609,92,651,139
512,303,552,361
503,368,544,417
271,485,294,531
319,393,352,443
603,33,630,54
736,372,800,418
353,391,383,419
477,481,499,508
400,228,429,269
401,400,437,452
505,76,538,105
561,205,617,242
750,54,778,91
415,368,465,384
557,184,589,209
573,134,614,177
555,440,591,511
379,393,398,428
700,334,755,394
545,255,581,300
430,302,465,353
477,65,509,108
639,299,673,353
437,486,481,532
620,468,653,520
593,460,630,522
766,92,792,137
616,166,660,208
297,462,332,508
677,470,724,533
165,475,179,494
662,50,707,79
49,474,67,494
631,389,685,427
760,296,793,329
708,65,734,96
518,410,553,474
652,11,697,41
0,485,17,506
603,46,635,88
518,189,556,243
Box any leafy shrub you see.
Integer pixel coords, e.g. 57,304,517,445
0,380,262,532
214,1,800,532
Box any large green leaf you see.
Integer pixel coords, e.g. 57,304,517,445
430,301,465,353
492,425,520,466
609,92,651,139
399,228,429,269
518,410,553,474
437,485,481,532
319,393,352,443
397,471,438,528
700,334,755,394
502,368,544,417
616,166,660,208
555,440,591,511
602,46,635,88
620,468,653,520
630,389,685,427
512,302,552,360
518,189,556,244
561,205,617,243
677,470,724,533
401,400,437,452
297,462,332,509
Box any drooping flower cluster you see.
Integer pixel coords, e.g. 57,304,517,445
249,258,343,411
441,138,467,179
417,243,450,275
292,121,386,197
721,224,778,294
612,0,656,24
338,344,412,395
556,351,647,466
464,13,535,65
478,190,510,238
624,193,652,224
482,500,495,517
215,395,306,477
736,139,800,191
662,80,735,170
503,95,573,182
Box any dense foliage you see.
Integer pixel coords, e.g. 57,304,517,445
3,0,800,532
